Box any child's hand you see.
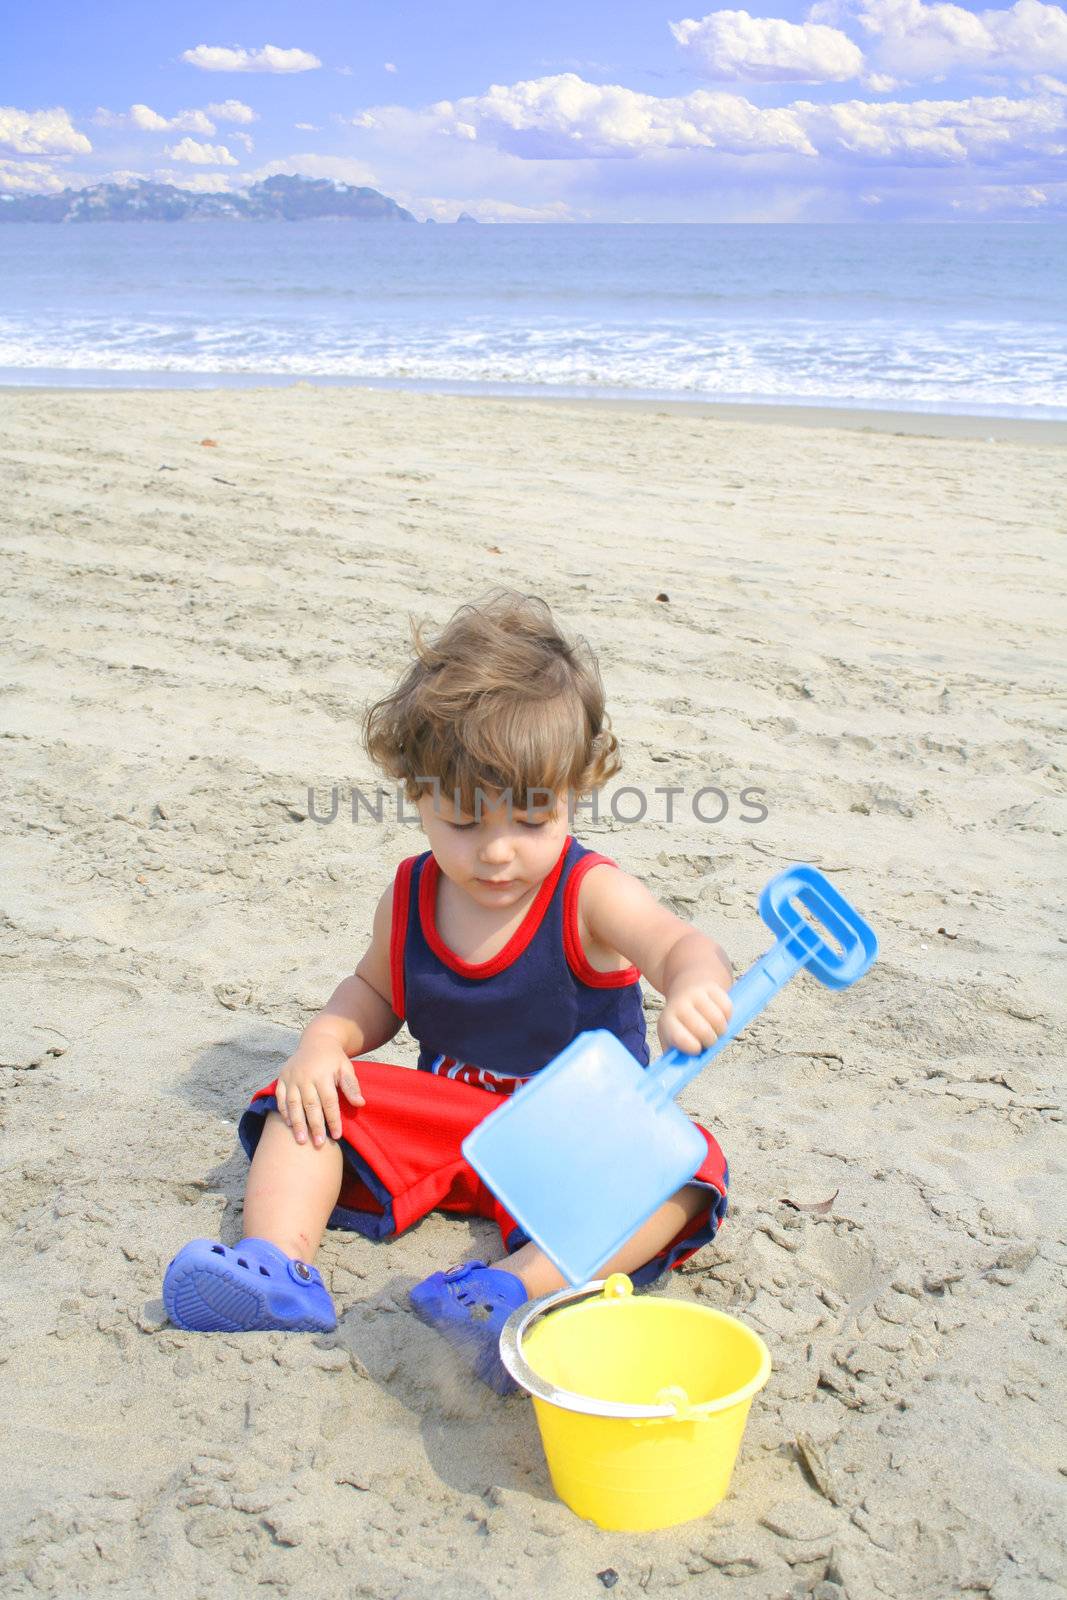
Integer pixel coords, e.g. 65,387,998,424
657,977,733,1058
275,1037,365,1147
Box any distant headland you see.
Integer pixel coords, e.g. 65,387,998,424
0,174,423,223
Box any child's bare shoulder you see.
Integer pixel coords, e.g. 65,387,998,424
576,858,687,976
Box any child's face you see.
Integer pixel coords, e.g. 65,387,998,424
417,785,571,908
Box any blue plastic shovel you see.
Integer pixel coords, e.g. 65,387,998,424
462,863,878,1286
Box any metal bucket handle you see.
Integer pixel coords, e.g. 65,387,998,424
499,1275,690,1420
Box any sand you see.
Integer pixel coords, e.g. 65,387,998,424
0,384,1064,1600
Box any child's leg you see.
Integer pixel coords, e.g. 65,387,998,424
496,1182,709,1299
162,1111,342,1333
242,1110,344,1261
409,1174,722,1392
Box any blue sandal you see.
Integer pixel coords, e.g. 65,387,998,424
162,1237,337,1333
409,1260,527,1394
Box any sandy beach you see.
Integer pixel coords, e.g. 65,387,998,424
1,383,1064,1599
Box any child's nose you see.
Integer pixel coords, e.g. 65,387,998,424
479,835,515,864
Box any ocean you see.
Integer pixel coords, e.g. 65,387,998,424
0,221,1063,418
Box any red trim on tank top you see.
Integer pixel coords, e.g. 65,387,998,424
563,853,642,988
389,855,418,1016
419,835,571,979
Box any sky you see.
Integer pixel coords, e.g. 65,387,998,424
3,0,1066,221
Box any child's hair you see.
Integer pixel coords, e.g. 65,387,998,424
363,588,621,814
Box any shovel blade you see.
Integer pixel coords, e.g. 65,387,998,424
462,1029,707,1285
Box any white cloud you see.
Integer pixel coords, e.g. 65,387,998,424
294,122,319,131
1033,72,1067,93
0,106,91,155
419,195,578,221
793,88,1067,162
862,71,899,91
246,154,379,186
153,169,237,193
805,1,850,20
851,0,1067,78
136,103,215,134
168,108,217,134
385,62,398,74
671,8,865,81
360,73,818,157
164,137,239,166
128,104,169,131
95,102,254,136
0,157,66,192
181,44,321,74
949,178,1067,209
353,72,1067,172
231,131,255,152
206,99,257,123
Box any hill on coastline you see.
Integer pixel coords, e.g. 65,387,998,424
0,174,418,223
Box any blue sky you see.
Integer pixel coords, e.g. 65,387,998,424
3,1,1066,220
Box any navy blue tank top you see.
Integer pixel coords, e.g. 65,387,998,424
388,835,649,1094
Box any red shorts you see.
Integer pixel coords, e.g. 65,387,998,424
238,1059,729,1287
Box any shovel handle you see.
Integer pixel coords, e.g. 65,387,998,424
643,864,878,1108
645,939,805,1107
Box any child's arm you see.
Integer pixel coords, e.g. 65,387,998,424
276,886,403,1147
580,866,734,1057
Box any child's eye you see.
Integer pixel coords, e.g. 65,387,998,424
447,817,546,830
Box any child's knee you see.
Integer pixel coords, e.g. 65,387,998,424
250,1109,343,1175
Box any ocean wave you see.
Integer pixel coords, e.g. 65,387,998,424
0,312,1063,416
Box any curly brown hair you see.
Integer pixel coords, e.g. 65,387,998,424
362,588,621,815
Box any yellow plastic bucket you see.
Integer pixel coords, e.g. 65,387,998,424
499,1274,771,1532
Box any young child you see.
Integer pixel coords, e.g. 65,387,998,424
163,590,733,1392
